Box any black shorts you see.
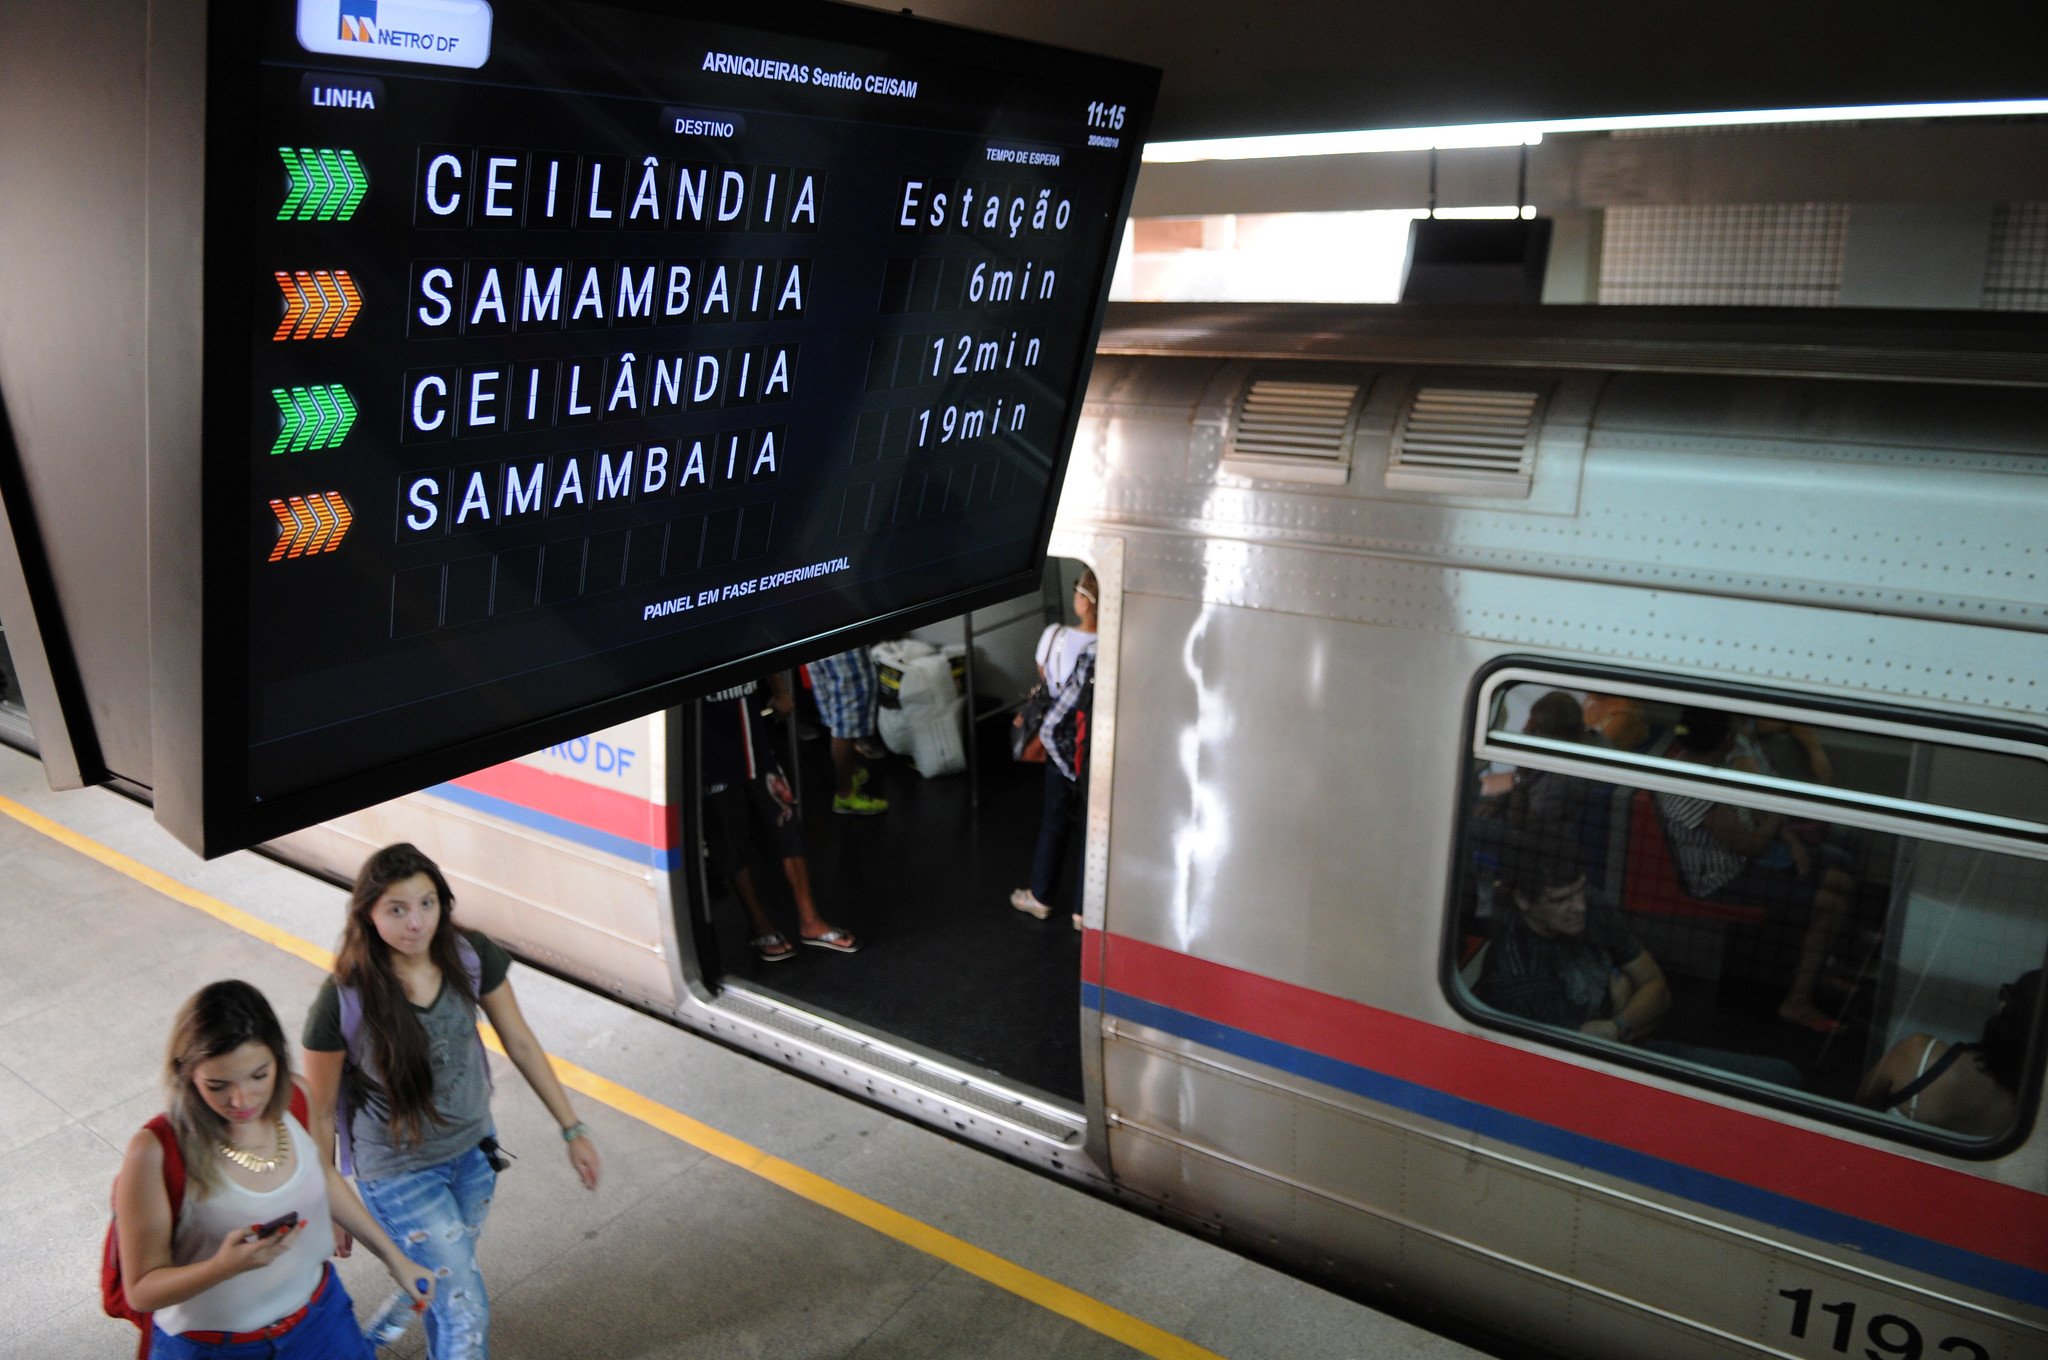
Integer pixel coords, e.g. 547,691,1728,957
705,774,804,878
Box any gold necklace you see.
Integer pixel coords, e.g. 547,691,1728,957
219,1119,289,1173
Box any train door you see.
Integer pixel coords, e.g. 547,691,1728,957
684,553,1109,1108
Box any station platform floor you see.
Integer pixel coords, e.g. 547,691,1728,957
0,743,1484,1360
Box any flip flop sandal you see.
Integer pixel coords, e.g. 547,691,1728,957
750,933,797,963
800,928,861,954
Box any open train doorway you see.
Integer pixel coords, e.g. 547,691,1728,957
688,556,1100,1105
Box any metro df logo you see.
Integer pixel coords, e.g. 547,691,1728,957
338,0,377,43
298,0,492,69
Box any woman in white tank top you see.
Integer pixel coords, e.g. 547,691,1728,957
1011,568,1100,926
114,981,434,1358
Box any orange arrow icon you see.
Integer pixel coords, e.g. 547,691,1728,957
331,272,362,335
267,492,352,561
273,272,304,340
272,271,362,340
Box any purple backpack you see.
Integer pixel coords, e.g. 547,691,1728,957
334,935,489,1176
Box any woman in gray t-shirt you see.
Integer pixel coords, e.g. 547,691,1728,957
303,844,601,1360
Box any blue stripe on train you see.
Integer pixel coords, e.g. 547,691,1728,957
1084,982,2048,1310
424,782,680,871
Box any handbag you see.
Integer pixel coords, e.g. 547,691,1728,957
1010,626,1064,763
1011,684,1052,762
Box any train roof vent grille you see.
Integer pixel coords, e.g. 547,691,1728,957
1222,378,1360,484
1387,386,1543,497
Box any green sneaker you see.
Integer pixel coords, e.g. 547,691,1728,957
833,789,889,816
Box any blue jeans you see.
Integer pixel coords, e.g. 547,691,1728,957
1031,765,1082,906
151,1264,370,1359
356,1145,497,1360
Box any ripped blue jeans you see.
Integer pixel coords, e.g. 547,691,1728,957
356,1144,496,1360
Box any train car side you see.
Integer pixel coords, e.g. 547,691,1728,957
1068,337,2048,1360
269,310,2048,1360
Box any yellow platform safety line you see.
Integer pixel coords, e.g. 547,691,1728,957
0,793,1223,1360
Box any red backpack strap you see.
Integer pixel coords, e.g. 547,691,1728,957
144,1115,185,1217
288,1081,309,1130
104,1116,184,1351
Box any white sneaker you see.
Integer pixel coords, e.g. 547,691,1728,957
1009,889,1050,920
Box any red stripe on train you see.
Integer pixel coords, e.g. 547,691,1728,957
1098,931,2048,1276
448,763,667,847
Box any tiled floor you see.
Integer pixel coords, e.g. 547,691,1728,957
0,745,1477,1359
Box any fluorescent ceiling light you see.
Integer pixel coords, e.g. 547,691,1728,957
1143,98,2048,163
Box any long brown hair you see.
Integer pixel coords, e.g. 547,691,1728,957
165,981,293,1196
334,843,476,1147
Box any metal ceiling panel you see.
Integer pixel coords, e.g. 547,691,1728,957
871,0,2048,142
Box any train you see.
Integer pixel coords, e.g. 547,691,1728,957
54,302,2048,1359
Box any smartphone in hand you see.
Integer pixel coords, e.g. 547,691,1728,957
251,1211,300,1240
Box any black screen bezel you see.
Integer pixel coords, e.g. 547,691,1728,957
199,0,1155,853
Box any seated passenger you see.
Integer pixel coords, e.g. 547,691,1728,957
1857,971,2040,1138
1583,693,1650,752
1657,708,1855,1034
1724,716,1852,876
1476,827,1670,1044
1476,827,1807,1089
1747,717,1835,786
1510,690,1599,830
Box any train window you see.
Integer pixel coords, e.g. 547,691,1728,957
1448,666,2048,1153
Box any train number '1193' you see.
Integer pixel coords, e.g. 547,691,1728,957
1779,1289,1991,1360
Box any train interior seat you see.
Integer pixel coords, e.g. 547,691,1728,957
1619,788,1770,926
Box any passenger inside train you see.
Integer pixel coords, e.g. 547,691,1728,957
1858,970,2042,1137
1012,568,1100,930
693,558,1096,1102
699,675,861,961
1456,676,2048,1139
1473,825,1671,1042
804,647,892,817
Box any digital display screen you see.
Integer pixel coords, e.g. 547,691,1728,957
214,0,1152,841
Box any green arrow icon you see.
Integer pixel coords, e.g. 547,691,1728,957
270,389,302,456
277,148,367,222
308,384,341,447
328,386,358,441
314,149,345,219
290,388,322,452
335,151,367,219
278,149,309,219
310,150,337,219
270,385,357,454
